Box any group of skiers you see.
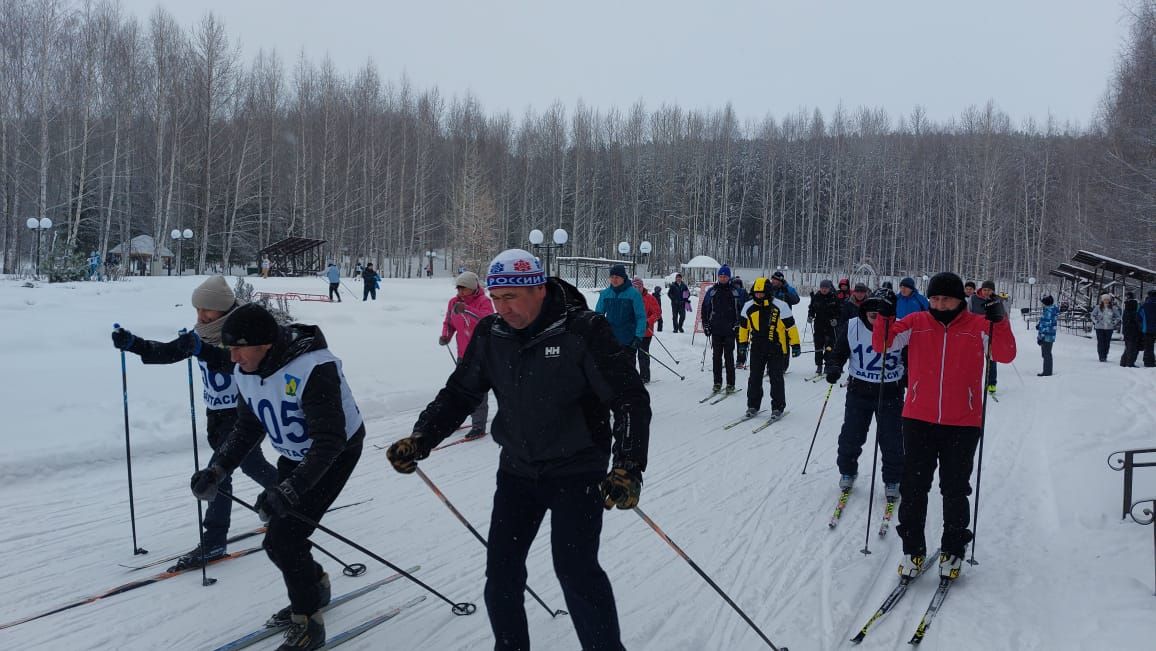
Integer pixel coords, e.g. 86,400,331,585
1092,290,1156,368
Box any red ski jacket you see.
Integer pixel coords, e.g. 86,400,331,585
873,309,1016,428
642,292,661,337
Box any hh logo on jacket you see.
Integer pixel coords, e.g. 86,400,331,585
545,346,561,358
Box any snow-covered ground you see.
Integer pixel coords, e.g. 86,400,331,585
1,275,1154,650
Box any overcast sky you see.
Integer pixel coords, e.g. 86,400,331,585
120,0,1131,129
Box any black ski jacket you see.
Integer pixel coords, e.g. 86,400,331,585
215,324,364,495
412,278,651,479
808,291,842,336
667,281,690,307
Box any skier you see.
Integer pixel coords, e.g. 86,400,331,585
261,257,272,279
701,265,743,394
873,272,1016,581
1090,294,1122,362
594,264,646,368
386,249,650,651
439,271,495,438
653,285,664,332
189,303,365,650
768,270,800,306
361,262,380,301
808,279,842,377
895,277,930,318
835,278,851,302
110,276,278,570
825,288,906,500
839,281,871,324
963,281,976,300
733,276,750,368
633,276,662,383
1036,294,1059,376
323,263,342,302
668,273,690,333
1141,289,1156,367
740,277,801,420
1120,292,1142,368
968,280,1000,392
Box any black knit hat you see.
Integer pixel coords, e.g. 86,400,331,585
1040,294,1054,306
981,280,996,291
926,272,966,300
222,303,280,346
964,281,976,289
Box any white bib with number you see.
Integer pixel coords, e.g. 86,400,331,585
847,319,904,383
234,349,363,460
199,360,239,411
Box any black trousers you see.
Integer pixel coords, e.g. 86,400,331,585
1120,333,1140,367
836,380,904,484
813,329,835,370
672,305,686,332
711,333,736,387
363,284,376,300
1142,332,1156,367
636,336,653,382
328,282,341,301
486,471,623,651
204,442,278,548
1039,340,1054,375
1095,328,1113,361
264,442,362,615
896,418,981,557
746,344,785,411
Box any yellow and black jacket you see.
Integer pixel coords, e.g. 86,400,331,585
738,277,801,355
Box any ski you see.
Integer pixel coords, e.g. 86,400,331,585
320,595,427,649
878,499,897,536
210,565,421,651
1,547,263,631
723,410,763,430
828,488,852,528
850,551,938,644
908,576,954,645
803,373,824,383
699,391,721,403
751,410,788,433
433,431,489,451
709,389,741,405
119,527,266,571
989,394,1000,403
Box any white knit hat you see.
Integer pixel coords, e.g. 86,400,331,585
191,275,236,312
486,249,545,288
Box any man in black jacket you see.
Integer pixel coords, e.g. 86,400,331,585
808,279,842,377
189,304,365,651
701,264,743,393
387,248,650,651
667,273,690,333
111,276,278,570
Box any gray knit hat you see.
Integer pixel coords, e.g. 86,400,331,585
455,271,480,291
191,275,236,312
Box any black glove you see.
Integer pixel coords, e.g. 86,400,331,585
438,336,451,346
387,435,431,474
862,288,897,318
791,344,802,358
254,482,300,522
190,465,226,501
176,331,200,356
600,468,642,510
703,325,712,338
983,298,1006,323
825,365,841,385
631,337,644,350
111,327,136,351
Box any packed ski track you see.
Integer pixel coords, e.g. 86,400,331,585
2,275,1154,650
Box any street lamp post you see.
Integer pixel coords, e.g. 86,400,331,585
25,217,52,280
529,228,568,278
171,228,193,276
617,240,652,276
1028,276,1037,309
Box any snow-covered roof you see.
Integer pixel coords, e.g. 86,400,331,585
681,255,722,269
108,234,174,258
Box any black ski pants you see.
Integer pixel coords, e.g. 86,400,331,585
710,332,736,387
362,284,376,301
486,470,624,651
1120,333,1140,367
836,379,904,484
1039,340,1054,375
636,336,653,382
1095,328,1113,361
264,441,362,616
813,328,835,371
328,282,341,302
896,418,980,558
746,343,786,412
1143,333,1156,367
672,304,686,332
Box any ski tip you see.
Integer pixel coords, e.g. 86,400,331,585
850,633,865,644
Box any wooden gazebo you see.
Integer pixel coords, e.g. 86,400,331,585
259,237,327,277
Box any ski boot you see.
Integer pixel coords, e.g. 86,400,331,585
169,543,226,572
884,482,901,502
939,552,963,580
463,426,486,441
838,474,856,491
898,553,925,579
277,613,325,650
770,408,784,420
711,383,722,394
267,573,331,628
725,385,737,394
745,407,759,418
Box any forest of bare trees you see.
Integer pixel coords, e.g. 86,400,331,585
1,0,1152,280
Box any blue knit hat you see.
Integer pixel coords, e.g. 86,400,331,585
718,265,732,278
900,276,916,290
486,249,546,288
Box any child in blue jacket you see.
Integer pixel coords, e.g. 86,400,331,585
1035,294,1059,376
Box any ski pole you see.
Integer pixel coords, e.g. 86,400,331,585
637,347,686,380
634,507,788,650
181,332,215,586
312,540,368,577
860,317,890,556
700,340,709,372
220,490,476,615
114,324,147,556
800,383,835,474
414,468,566,618
652,335,680,364
968,322,995,566
444,344,458,365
